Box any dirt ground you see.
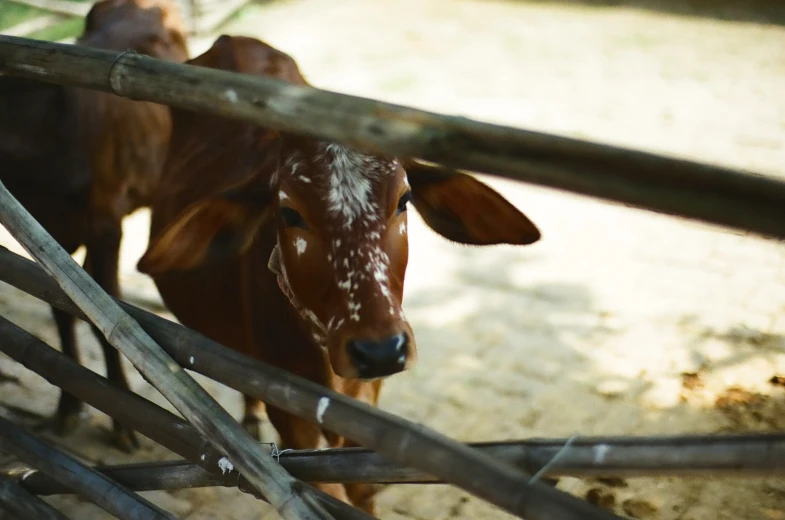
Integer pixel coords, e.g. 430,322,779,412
1,0,785,518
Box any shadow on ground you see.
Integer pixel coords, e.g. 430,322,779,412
378,246,785,519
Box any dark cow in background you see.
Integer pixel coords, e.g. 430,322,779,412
137,34,541,512
0,0,189,450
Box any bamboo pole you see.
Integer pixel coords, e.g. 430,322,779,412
0,416,175,520
1,35,784,240
0,182,332,520
0,247,623,520
17,461,220,496
4,308,778,495
12,431,785,498
0,312,376,520
0,476,70,520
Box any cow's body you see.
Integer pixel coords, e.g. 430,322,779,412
138,35,541,512
0,0,188,450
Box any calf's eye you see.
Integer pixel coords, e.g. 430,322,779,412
279,207,308,230
396,191,413,215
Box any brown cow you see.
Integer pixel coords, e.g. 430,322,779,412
137,35,540,512
0,0,188,451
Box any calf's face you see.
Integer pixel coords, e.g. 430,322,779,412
269,141,415,379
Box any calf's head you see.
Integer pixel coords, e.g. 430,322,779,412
80,0,188,62
267,138,415,379
137,36,541,380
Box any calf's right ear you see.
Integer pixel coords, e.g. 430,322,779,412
405,161,541,246
137,186,273,277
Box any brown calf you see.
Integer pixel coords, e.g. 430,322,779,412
0,0,188,451
137,35,540,511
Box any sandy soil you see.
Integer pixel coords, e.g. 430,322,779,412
1,0,785,518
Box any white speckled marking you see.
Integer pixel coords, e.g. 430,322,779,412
295,237,307,256
316,397,330,424
320,143,397,228
218,457,234,474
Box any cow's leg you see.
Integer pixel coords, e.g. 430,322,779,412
40,234,87,437
342,448,383,515
50,306,85,433
267,406,350,503
84,215,139,452
342,379,383,514
241,395,270,440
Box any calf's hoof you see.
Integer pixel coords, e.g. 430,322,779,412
109,422,141,453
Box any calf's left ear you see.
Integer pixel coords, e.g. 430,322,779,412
137,184,273,277
405,162,541,246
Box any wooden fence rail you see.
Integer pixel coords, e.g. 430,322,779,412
0,415,176,520
0,476,70,520
1,301,781,500
0,244,622,520
9,432,785,499
2,252,783,514
1,35,784,241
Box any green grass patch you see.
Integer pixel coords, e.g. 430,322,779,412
0,1,49,31
28,17,84,41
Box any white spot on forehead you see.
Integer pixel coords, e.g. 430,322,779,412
278,190,289,200
298,175,312,183
320,143,396,228
294,237,307,256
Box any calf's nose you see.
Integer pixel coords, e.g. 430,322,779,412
347,332,408,379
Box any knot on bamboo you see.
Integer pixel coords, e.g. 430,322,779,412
104,312,137,346
108,49,137,95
